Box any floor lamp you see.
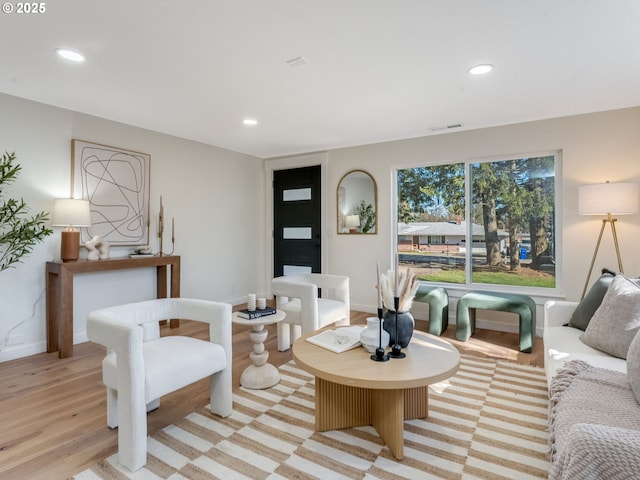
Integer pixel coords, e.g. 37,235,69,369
579,181,639,299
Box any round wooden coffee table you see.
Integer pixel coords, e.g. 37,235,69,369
292,329,460,460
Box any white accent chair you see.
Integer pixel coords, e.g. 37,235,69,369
271,273,350,351
87,298,232,472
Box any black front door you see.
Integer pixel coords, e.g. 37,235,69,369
273,165,321,277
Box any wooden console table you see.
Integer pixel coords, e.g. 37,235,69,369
46,255,180,358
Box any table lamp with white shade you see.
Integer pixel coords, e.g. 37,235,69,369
345,214,360,234
578,181,639,298
51,198,91,261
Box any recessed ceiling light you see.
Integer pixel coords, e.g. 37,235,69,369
243,118,258,126
468,64,494,75
55,48,85,62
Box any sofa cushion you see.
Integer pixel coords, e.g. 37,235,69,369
581,275,640,359
627,331,640,404
544,324,627,386
568,269,615,330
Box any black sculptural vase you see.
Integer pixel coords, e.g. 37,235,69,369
382,310,414,348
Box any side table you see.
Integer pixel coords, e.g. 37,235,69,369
232,310,285,389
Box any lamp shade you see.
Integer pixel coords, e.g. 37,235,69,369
578,182,639,216
51,199,92,227
345,215,360,228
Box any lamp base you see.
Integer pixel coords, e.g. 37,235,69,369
61,229,80,262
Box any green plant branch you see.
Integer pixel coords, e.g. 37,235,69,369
355,200,375,233
0,151,53,272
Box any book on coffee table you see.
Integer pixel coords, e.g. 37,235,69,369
306,325,365,353
236,306,277,319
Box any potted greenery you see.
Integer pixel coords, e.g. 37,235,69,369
355,200,375,233
0,151,53,271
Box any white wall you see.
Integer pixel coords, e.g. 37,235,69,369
2,91,639,361
0,93,265,361
324,107,640,332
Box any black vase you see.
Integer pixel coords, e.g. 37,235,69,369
382,310,414,348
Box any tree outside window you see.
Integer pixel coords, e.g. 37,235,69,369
397,154,556,288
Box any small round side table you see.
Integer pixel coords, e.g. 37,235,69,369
232,310,286,389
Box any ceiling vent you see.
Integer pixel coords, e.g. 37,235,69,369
430,124,462,132
286,56,307,68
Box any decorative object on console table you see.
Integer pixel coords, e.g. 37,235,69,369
130,245,153,258
579,181,639,299
157,195,175,256
51,198,91,262
83,235,110,260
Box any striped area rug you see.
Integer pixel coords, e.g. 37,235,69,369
73,355,550,479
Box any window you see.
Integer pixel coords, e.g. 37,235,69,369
397,154,557,289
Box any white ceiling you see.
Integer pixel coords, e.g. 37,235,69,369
1,1,639,158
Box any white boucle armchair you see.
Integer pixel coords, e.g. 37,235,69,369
271,273,350,351
87,298,232,472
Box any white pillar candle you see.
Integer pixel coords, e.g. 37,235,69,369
158,195,164,235
376,262,383,309
394,253,400,297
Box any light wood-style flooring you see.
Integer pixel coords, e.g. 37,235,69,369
0,309,544,480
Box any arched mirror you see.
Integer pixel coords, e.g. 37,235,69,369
337,169,377,234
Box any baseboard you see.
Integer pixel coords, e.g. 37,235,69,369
0,341,47,362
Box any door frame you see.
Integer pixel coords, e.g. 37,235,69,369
264,152,329,297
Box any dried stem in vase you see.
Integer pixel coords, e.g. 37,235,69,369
379,269,419,312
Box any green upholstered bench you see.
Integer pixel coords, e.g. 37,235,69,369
413,285,449,336
456,291,536,352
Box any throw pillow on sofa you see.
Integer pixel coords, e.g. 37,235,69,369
581,274,640,359
627,332,640,404
568,268,616,330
